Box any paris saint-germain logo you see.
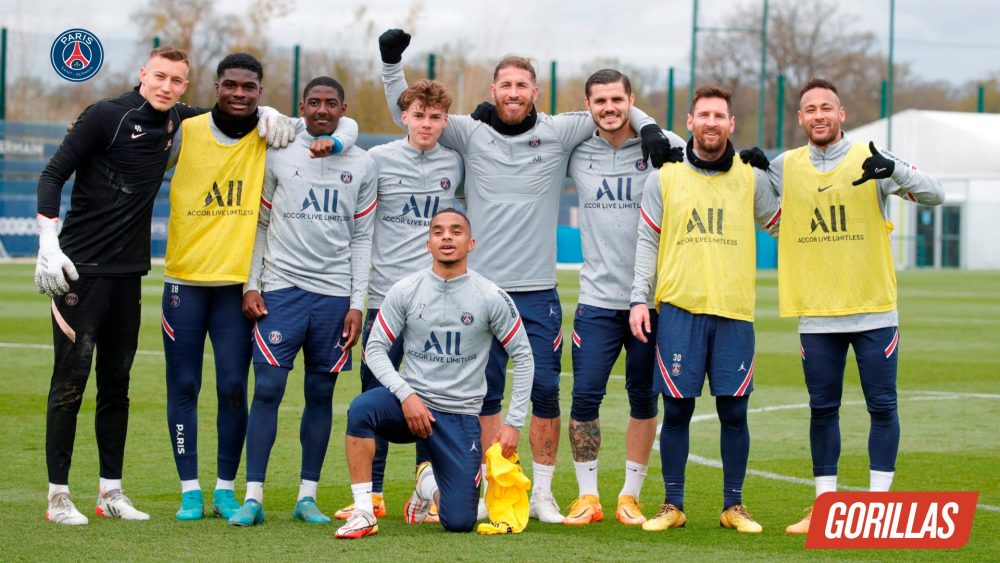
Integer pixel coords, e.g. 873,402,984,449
528,137,541,147
169,294,181,308
441,177,451,190
268,330,283,344
461,312,474,325
635,159,648,171
50,29,104,82
341,171,353,184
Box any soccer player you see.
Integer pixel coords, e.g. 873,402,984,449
333,79,463,524
227,76,376,526
563,69,686,526
377,28,679,522
630,86,780,534
335,208,533,539
162,54,355,522
35,46,200,525
766,79,944,534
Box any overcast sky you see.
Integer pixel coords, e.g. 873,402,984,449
6,0,1000,87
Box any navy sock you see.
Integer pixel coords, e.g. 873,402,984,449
660,397,695,510
717,396,750,510
300,371,336,481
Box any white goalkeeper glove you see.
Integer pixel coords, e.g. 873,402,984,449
257,106,296,149
34,214,79,297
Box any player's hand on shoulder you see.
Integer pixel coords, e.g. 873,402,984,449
309,136,342,159
257,106,296,149
342,309,363,349
739,147,770,170
492,424,520,458
401,394,435,438
470,102,495,123
242,290,268,320
629,303,651,343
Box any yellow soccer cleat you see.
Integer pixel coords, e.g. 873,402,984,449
334,493,386,520
785,506,812,534
720,503,763,533
641,503,686,531
563,495,604,525
615,495,646,525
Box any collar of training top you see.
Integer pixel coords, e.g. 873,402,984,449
489,106,538,136
211,103,260,139
686,137,735,172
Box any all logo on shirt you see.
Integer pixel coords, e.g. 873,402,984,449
424,330,462,355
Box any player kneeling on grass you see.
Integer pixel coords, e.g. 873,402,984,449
336,209,533,539
228,76,376,527
629,85,780,534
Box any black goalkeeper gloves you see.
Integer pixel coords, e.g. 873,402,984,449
852,141,895,186
379,29,411,64
640,124,683,168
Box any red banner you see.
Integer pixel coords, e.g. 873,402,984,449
805,492,979,549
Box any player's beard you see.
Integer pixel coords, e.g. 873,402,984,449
695,128,727,157
596,111,628,134
807,121,840,147
494,94,533,125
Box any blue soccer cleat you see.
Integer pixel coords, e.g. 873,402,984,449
175,490,205,521
213,489,241,520
293,497,331,524
228,499,265,527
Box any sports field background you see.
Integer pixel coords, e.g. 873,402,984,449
1,263,997,560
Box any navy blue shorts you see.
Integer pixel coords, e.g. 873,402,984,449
252,287,352,373
360,308,405,392
482,288,563,419
346,387,481,532
654,302,755,398
570,304,658,421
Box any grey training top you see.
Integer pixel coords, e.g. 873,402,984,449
382,61,658,292
365,268,534,428
631,148,782,306
767,134,944,333
366,138,464,310
246,133,377,310
569,128,686,310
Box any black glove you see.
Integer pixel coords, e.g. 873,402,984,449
640,124,682,168
379,29,411,64
470,102,495,123
739,147,770,170
852,141,894,186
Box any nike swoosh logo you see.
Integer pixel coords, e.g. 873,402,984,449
875,167,887,173
817,185,832,192
131,132,147,139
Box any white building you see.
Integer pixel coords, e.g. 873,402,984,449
848,109,1000,269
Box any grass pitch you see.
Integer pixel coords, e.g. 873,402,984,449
0,264,997,560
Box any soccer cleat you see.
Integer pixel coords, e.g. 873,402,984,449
95,489,150,521
424,502,440,524
228,499,265,527
477,498,488,520
641,503,686,531
563,494,604,525
720,503,763,533
335,510,379,539
616,495,647,526
334,493,386,520
212,489,241,520
529,491,564,524
404,462,434,524
786,506,813,534
293,497,331,524
175,490,205,520
46,493,89,525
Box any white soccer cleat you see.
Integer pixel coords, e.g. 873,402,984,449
404,462,434,524
96,489,150,521
335,510,379,539
46,493,89,525
529,491,564,524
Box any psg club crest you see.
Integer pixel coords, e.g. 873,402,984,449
671,362,682,376
268,330,283,344
461,312,474,325
340,171,353,184
50,29,104,82
635,159,648,171
169,294,181,308
528,137,541,147
575,304,585,319
440,177,451,190
65,293,79,307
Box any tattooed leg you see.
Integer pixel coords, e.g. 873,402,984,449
569,418,601,462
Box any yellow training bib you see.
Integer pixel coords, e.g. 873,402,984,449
164,114,266,283
654,161,757,321
778,142,897,317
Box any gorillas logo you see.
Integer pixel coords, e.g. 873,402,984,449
50,29,104,82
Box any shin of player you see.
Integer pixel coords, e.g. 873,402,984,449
630,86,779,534
336,209,533,539
770,79,944,534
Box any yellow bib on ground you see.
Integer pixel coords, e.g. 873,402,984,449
476,443,531,535
778,142,897,317
164,114,266,282
653,162,757,322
